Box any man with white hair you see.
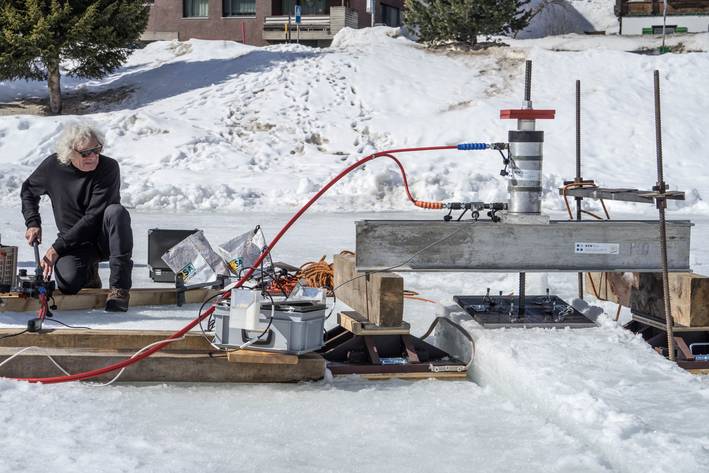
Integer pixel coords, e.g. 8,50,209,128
20,123,133,312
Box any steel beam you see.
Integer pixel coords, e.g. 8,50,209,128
355,220,691,272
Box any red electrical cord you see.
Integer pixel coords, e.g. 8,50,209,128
13,145,457,384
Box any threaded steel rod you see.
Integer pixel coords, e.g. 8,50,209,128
654,70,675,361
519,272,526,316
524,60,532,102
576,80,582,181
576,80,584,299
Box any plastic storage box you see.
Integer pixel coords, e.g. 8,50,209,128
213,300,325,354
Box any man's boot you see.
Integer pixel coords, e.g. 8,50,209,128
85,261,102,289
105,288,130,312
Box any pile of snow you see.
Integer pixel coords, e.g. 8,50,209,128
0,28,707,216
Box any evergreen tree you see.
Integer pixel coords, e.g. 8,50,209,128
0,0,149,114
404,0,531,47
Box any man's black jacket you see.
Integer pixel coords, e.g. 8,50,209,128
20,154,121,256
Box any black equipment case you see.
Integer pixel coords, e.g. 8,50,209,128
148,228,201,283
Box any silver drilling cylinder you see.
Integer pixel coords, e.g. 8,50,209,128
508,128,544,214
508,60,544,214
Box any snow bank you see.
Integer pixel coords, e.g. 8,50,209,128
0,29,707,216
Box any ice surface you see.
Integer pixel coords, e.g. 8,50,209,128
1,209,708,472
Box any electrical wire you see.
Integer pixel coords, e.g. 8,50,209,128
419,316,476,370
43,318,91,330
11,144,469,384
0,346,71,376
92,336,188,386
330,225,468,299
0,329,28,340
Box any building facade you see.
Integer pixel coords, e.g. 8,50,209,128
144,0,405,46
615,0,709,34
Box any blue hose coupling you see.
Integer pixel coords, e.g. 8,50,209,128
457,143,489,151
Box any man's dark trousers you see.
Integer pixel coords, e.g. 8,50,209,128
54,204,133,294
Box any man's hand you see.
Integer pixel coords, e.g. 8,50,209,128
25,226,42,245
41,246,59,281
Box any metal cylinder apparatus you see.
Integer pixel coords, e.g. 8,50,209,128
499,60,555,215
508,129,544,214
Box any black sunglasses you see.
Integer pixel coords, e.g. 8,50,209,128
75,143,103,158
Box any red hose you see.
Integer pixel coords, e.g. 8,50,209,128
13,145,457,384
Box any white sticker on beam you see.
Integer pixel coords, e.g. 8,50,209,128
575,242,620,255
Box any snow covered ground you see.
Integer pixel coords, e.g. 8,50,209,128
1,26,709,472
1,29,708,215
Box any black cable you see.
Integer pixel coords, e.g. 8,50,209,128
325,289,337,321
330,226,467,302
198,291,225,335
0,329,28,340
255,291,275,340
43,318,91,330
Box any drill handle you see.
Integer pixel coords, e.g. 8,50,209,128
33,241,42,277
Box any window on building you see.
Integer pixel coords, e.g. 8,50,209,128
280,0,327,16
184,0,208,17
652,24,677,34
381,4,400,27
224,0,257,16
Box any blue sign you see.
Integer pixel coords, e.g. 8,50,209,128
295,5,301,24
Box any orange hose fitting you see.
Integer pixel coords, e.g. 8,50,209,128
415,200,443,209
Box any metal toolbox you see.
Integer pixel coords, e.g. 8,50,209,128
213,301,326,354
148,228,201,283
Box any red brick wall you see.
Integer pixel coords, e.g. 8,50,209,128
147,0,271,45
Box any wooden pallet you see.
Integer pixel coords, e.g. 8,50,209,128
0,287,219,312
0,328,325,383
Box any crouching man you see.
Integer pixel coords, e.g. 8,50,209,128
20,123,133,312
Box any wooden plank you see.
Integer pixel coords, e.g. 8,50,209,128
358,371,468,381
585,272,636,307
226,349,299,365
333,253,403,326
0,328,213,352
631,314,709,332
631,273,709,328
674,337,695,361
337,311,410,336
0,347,325,383
0,287,219,313
588,272,709,327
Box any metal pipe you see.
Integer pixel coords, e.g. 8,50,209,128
576,80,583,300
654,69,676,361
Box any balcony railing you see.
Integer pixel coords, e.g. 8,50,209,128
263,6,358,42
